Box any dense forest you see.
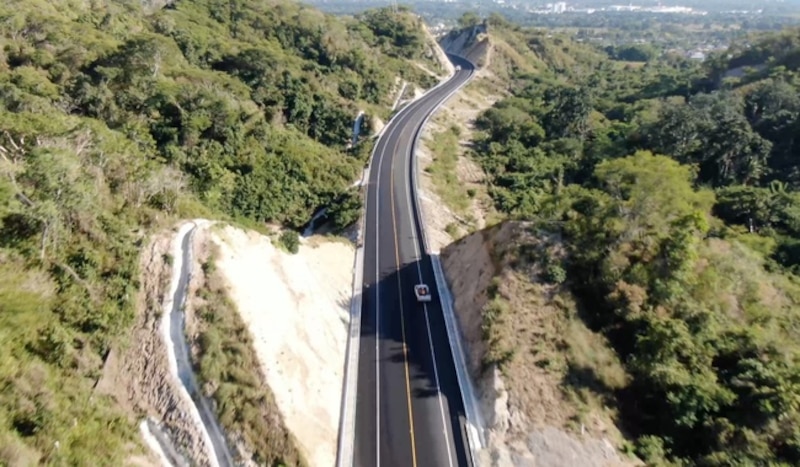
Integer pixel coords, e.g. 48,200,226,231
472,20,800,466
0,0,439,463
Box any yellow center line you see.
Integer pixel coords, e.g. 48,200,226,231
389,119,419,467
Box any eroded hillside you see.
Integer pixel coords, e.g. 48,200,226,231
441,223,635,466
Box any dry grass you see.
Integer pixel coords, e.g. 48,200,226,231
475,228,629,443
498,279,626,433
492,39,540,77
419,80,500,239
425,125,472,215
692,237,800,351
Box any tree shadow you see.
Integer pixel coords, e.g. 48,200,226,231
563,285,645,441
0,212,39,249
562,363,618,409
337,294,354,328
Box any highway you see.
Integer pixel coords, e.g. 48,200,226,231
353,54,475,467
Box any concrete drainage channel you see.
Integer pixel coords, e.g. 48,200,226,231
335,168,369,467
162,221,235,467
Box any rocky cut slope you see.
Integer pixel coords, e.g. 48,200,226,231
440,223,635,467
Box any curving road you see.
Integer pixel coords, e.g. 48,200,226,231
353,54,475,467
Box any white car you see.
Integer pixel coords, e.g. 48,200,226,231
455,65,461,71
414,284,432,302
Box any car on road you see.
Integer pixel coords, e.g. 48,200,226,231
455,65,461,71
414,284,432,302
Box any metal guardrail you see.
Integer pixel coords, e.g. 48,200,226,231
430,255,486,450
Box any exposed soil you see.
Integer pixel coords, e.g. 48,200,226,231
184,227,305,466
441,223,638,467
97,220,356,467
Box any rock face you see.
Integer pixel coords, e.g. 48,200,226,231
438,24,491,67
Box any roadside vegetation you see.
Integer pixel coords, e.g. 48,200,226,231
425,124,471,214
0,0,440,462
467,19,800,466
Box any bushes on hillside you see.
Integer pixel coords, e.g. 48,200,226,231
471,24,800,465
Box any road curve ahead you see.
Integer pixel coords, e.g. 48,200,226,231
354,54,475,467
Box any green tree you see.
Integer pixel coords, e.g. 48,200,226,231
457,12,482,29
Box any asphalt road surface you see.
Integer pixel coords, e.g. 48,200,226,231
354,55,475,467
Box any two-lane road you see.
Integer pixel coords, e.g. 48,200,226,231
354,55,475,467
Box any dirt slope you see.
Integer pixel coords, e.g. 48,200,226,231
96,220,355,466
440,224,638,466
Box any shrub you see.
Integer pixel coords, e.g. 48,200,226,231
279,230,300,254
327,190,363,231
544,263,566,284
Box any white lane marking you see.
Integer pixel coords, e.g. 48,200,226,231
413,70,487,463
400,95,456,467
371,101,418,464
363,76,457,465
374,133,385,467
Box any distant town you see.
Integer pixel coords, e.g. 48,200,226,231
308,0,800,63
310,0,792,13
309,0,800,20
487,2,713,16
524,0,720,15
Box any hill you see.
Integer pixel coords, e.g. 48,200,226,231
440,14,612,92
704,27,800,87
0,0,450,464
429,19,800,466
